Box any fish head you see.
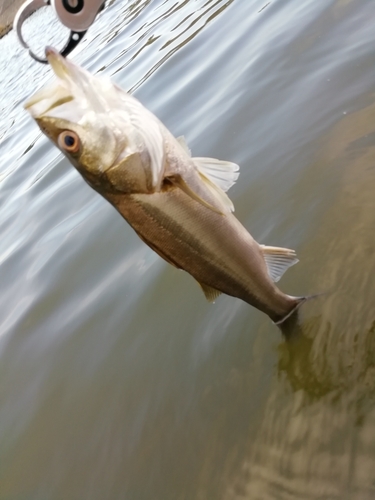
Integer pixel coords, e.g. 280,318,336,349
24,47,164,192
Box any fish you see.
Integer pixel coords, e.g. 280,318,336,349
24,46,309,325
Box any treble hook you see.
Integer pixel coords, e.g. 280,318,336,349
13,0,106,63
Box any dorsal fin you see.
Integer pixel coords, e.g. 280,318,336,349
260,245,299,282
193,157,239,192
198,282,222,303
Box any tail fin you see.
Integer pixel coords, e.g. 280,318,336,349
274,294,320,326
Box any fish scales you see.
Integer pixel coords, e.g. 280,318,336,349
105,187,295,322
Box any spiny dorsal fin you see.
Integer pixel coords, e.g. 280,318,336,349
176,136,191,156
198,282,222,303
260,245,299,283
194,157,240,192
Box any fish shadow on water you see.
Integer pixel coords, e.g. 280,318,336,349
276,309,375,409
277,312,303,339
277,290,331,340
276,314,335,399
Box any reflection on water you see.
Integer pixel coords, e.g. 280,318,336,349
1,0,375,498
225,316,375,500
100,0,237,92
224,98,375,500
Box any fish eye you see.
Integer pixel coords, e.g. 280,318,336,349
58,131,80,154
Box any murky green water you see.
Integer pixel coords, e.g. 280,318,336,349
1,0,375,498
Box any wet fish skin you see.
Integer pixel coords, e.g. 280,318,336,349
24,47,306,324
106,189,301,323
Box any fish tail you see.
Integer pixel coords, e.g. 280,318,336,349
274,294,318,326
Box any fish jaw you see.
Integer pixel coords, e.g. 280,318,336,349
24,47,166,191
24,48,122,175
25,47,115,116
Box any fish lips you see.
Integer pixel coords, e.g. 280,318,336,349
24,46,109,121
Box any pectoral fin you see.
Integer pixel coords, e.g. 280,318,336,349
260,245,299,283
173,138,238,211
167,174,225,215
197,171,235,213
198,282,222,303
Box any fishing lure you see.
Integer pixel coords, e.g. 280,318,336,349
14,0,105,62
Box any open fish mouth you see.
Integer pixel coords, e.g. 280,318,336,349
24,47,75,116
24,83,74,119
24,47,112,120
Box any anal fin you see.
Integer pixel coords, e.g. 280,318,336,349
198,282,222,303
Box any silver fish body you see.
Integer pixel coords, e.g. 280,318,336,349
25,47,307,324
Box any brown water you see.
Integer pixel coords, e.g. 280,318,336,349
1,0,375,498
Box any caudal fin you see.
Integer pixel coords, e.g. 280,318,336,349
274,295,318,326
